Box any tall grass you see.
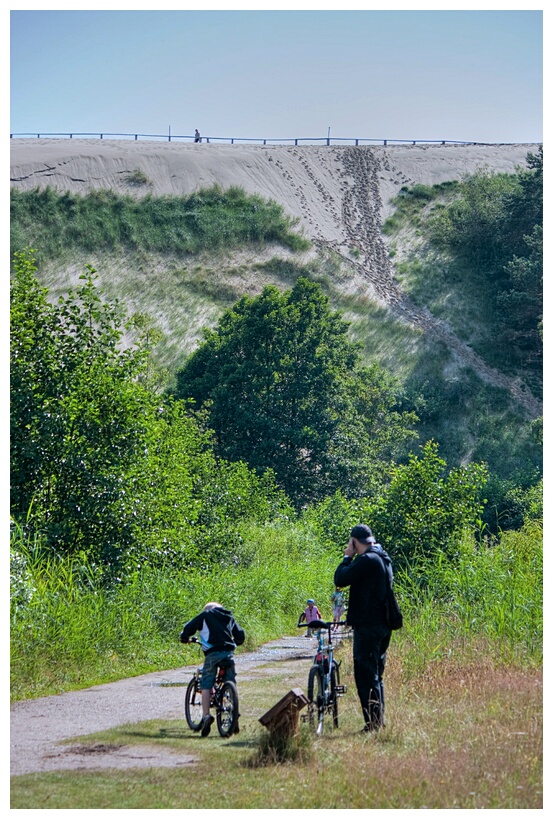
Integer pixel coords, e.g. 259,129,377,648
10,519,541,701
10,185,310,265
395,522,542,676
10,521,335,700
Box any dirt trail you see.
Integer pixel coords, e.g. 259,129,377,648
316,146,541,418
10,633,318,776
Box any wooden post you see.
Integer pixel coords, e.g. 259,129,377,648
259,689,309,740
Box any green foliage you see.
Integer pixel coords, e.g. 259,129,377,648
10,520,336,700
301,490,362,553
398,521,542,662
302,441,489,563
497,224,542,383
429,169,518,269
10,184,309,264
480,474,543,534
10,251,292,571
11,250,151,563
363,441,488,564
427,151,542,387
175,278,417,507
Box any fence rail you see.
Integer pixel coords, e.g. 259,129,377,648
10,131,487,147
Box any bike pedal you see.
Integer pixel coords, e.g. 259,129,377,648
335,685,347,695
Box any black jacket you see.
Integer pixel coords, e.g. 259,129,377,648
179,607,245,654
334,546,389,627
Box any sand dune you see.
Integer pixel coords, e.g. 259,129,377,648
10,138,542,417
10,138,538,245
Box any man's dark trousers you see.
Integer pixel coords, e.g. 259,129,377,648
352,622,391,729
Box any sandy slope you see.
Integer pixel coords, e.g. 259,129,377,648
10,138,537,239
10,139,542,417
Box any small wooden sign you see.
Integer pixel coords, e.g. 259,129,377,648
259,688,309,738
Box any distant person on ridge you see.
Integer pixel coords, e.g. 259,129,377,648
194,129,201,143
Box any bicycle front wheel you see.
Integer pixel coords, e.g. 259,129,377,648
185,678,203,731
216,681,239,738
307,665,325,735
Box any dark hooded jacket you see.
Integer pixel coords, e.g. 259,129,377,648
334,544,392,628
179,606,245,654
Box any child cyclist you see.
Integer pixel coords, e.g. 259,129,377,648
180,602,245,736
298,598,322,637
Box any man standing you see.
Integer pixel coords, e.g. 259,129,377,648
334,524,392,732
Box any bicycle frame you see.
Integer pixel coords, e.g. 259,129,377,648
184,638,239,737
299,619,347,734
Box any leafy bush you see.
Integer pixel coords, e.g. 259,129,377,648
362,441,488,564
10,251,293,571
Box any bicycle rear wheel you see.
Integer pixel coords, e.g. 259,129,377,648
330,662,340,728
307,665,325,735
185,678,203,731
216,681,239,737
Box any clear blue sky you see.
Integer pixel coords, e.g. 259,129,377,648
9,6,543,144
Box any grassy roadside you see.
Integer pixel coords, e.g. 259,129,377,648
10,637,542,809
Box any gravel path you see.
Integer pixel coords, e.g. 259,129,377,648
10,634,317,776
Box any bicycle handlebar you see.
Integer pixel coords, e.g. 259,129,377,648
298,619,347,631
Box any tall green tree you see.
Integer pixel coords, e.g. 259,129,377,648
428,149,543,389
175,278,417,506
11,251,152,562
11,250,292,569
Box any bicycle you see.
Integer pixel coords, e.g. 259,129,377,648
298,619,347,735
184,637,240,738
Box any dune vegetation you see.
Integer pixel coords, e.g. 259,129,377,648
10,148,542,807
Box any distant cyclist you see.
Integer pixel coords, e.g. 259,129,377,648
298,598,322,637
180,602,245,736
